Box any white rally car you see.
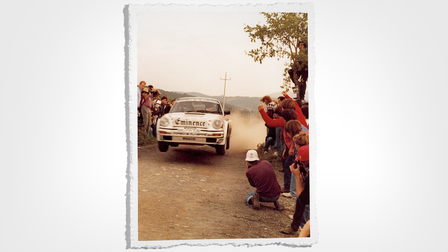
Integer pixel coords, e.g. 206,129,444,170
156,97,232,155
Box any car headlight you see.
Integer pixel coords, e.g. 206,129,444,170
212,119,224,129
159,117,170,127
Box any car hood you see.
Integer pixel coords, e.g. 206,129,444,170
164,112,229,121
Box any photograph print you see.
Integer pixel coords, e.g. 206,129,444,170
127,3,315,248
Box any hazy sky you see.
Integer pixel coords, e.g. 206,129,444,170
137,11,298,98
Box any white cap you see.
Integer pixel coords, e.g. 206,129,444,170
267,102,277,110
245,150,260,162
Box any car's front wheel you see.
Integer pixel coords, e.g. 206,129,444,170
216,144,225,155
158,141,169,152
226,127,231,150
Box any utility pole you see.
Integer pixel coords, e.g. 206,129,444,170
220,72,231,111
250,101,253,124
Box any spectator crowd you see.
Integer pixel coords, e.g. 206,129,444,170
244,90,310,237
137,81,172,136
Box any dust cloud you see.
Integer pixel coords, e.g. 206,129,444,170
227,111,267,152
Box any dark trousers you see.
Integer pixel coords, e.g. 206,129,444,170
288,68,308,100
283,155,295,190
264,137,275,152
291,176,310,231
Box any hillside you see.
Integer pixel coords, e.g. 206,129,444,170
157,89,253,113
157,89,255,112
157,89,304,113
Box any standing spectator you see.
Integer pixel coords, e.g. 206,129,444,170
171,99,176,106
280,145,310,236
277,96,285,107
140,87,152,134
260,95,277,118
279,110,298,194
258,105,297,193
140,86,160,134
138,81,146,108
289,132,310,226
301,103,309,127
282,91,308,130
297,41,308,101
284,120,304,198
260,95,277,154
158,96,171,117
276,95,285,151
288,41,308,101
273,106,284,157
244,150,283,211
149,85,161,115
150,85,161,102
294,132,309,148
137,81,146,122
148,85,161,132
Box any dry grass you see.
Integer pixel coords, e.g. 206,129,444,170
256,142,283,171
138,130,157,146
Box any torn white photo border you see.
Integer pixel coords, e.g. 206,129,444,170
124,2,317,248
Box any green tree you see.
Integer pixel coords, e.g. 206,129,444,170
244,12,308,103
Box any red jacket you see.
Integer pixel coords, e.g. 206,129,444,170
284,93,308,129
258,94,308,149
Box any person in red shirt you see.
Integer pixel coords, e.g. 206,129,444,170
258,91,309,192
258,91,308,130
280,145,310,236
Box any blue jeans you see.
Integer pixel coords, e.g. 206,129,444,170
290,174,297,198
301,204,310,228
245,190,280,205
290,146,298,197
291,176,310,231
275,127,282,150
283,155,295,191
264,137,275,152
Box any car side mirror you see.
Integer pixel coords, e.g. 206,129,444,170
224,111,230,115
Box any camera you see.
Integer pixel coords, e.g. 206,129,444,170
293,160,307,175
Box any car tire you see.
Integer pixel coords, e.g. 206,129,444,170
216,144,225,155
158,141,169,152
152,118,158,137
226,137,230,150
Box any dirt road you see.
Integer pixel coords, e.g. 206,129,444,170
138,113,298,241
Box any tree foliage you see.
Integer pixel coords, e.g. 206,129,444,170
244,12,308,92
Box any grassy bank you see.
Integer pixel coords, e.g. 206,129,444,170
256,142,284,171
138,130,157,146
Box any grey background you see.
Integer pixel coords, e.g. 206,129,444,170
1,0,447,251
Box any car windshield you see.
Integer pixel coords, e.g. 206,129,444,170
171,100,222,114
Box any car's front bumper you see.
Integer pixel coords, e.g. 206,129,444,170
157,127,226,145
